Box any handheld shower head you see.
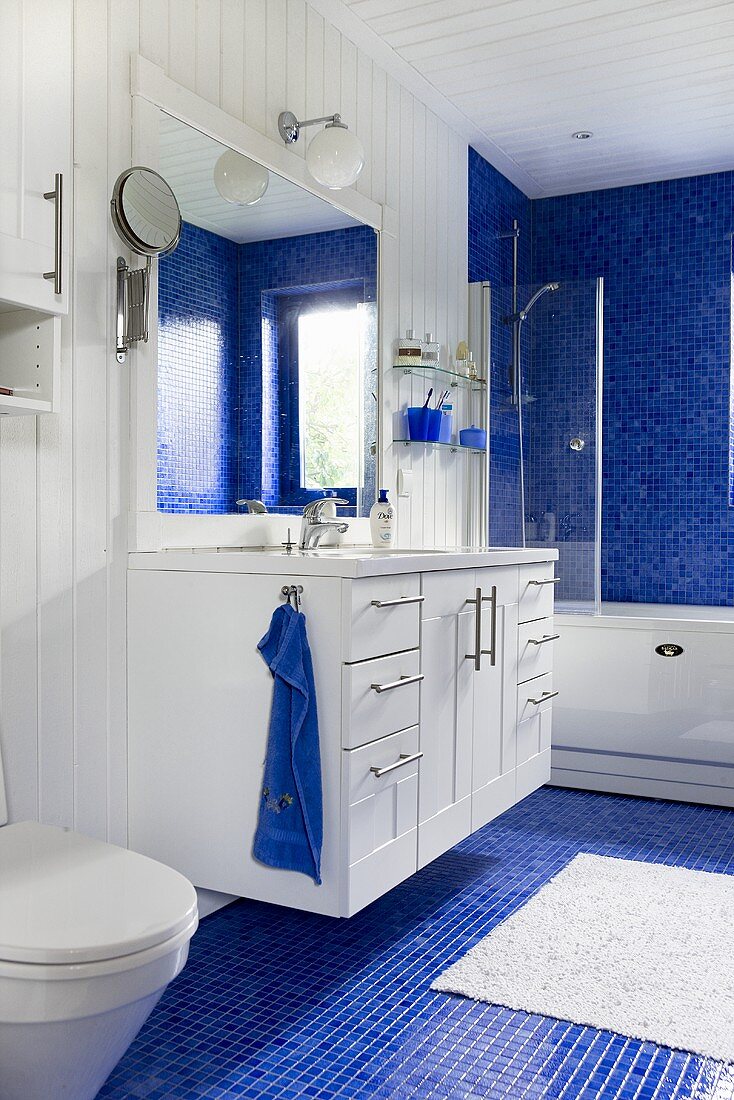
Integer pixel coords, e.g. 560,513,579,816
503,282,560,325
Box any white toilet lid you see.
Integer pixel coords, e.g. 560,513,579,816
0,822,198,964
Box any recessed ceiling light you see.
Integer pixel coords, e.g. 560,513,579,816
572,131,593,140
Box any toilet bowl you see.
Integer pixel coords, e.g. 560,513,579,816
0,821,198,1100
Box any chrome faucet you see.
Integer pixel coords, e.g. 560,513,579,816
299,498,349,550
236,499,268,514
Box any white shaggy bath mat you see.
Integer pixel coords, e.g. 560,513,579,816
432,853,734,1062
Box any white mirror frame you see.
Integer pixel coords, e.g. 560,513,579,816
127,56,395,552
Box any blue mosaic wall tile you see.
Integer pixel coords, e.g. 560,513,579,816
158,223,377,515
100,785,734,1099
468,147,532,547
532,172,734,606
158,221,240,513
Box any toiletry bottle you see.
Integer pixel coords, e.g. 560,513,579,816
423,333,440,365
455,340,469,374
544,504,556,543
370,489,395,547
395,329,422,365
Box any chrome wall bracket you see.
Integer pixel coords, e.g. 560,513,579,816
116,256,151,364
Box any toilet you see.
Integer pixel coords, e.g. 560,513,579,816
0,819,198,1100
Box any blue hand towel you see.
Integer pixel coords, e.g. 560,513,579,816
253,602,323,884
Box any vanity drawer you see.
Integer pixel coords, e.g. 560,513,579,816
517,672,557,727
344,573,421,662
342,649,421,749
518,563,558,624
345,725,420,914
516,674,554,796
518,618,558,684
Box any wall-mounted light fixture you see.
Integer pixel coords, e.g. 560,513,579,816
213,149,269,206
278,110,365,190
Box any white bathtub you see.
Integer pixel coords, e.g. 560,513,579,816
551,603,734,808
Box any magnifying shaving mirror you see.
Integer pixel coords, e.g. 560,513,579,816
110,166,182,362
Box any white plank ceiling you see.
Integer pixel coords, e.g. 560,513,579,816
159,114,360,242
339,0,734,197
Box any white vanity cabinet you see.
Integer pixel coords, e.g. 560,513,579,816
0,0,71,315
418,566,519,866
127,550,557,918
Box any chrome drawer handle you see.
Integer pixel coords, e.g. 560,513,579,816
528,634,560,646
528,690,559,705
528,577,560,586
43,172,63,295
370,595,425,608
370,751,424,778
370,673,424,694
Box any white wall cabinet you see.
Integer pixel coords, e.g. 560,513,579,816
128,557,557,918
0,0,70,417
0,0,71,317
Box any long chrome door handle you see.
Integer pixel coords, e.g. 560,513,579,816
528,577,560,586
370,595,425,608
465,586,483,671
370,751,424,778
486,584,497,667
528,690,559,705
43,173,63,295
465,586,496,670
528,634,560,646
370,673,424,694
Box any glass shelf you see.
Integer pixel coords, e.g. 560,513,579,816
394,438,486,455
390,363,487,388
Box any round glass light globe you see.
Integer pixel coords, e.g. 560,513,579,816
213,150,269,205
306,126,365,190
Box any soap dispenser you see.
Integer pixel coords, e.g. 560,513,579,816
370,489,395,548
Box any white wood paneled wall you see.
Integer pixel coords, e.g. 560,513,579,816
0,0,469,839
138,0,470,549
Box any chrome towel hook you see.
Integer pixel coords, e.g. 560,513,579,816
281,584,303,611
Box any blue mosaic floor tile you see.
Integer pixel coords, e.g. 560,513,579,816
99,786,734,1099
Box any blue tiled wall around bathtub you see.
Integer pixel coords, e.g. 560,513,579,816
468,146,532,546
533,172,734,605
158,223,377,514
469,148,734,605
158,221,240,513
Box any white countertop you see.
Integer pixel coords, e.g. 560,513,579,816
128,545,558,579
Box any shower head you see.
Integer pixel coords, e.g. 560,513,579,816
503,282,560,325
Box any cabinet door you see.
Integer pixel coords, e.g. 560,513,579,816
418,571,474,868
128,570,344,917
0,0,71,312
470,567,519,830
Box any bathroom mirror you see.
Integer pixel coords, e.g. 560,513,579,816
155,112,378,517
110,167,182,256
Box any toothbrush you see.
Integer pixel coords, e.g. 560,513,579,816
435,389,449,409
422,388,433,409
